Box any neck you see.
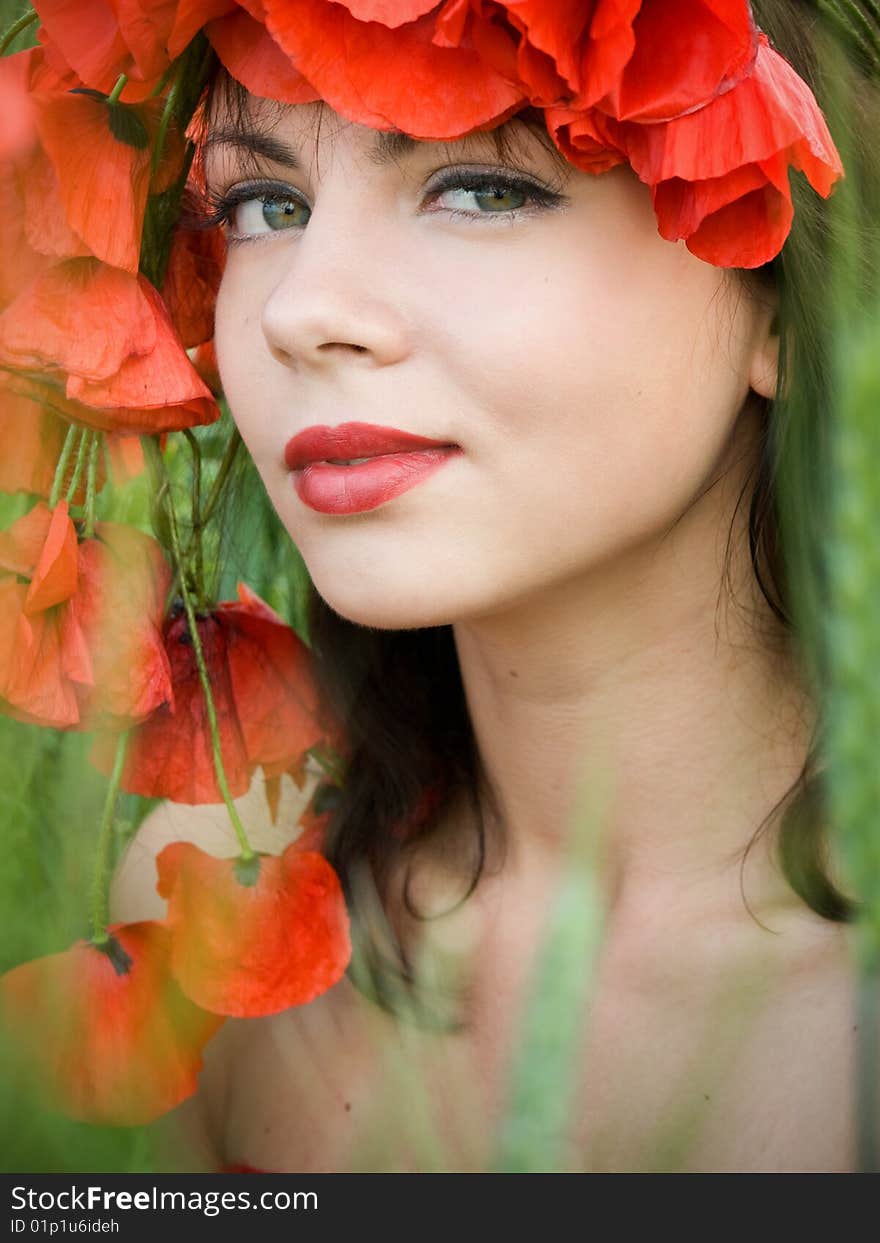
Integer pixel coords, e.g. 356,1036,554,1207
447,410,815,926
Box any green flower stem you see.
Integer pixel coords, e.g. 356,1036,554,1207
63,428,91,507
0,9,37,56
192,429,243,533
150,76,180,179
89,730,130,945
148,62,175,101
158,455,254,860
107,74,129,106
83,432,100,538
48,424,83,510
182,429,205,604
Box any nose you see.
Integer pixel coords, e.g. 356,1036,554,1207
260,188,413,371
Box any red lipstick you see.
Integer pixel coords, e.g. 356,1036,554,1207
284,422,462,515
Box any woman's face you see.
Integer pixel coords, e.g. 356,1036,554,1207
209,96,777,629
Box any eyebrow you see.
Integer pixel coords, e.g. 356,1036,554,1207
203,125,423,170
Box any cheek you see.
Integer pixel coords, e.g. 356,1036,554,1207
213,265,275,458
438,261,753,576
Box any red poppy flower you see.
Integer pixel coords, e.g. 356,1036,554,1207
156,838,351,1016
546,32,844,267
0,259,220,434
429,1,759,125
31,0,236,98
27,87,187,274
161,213,227,349
0,501,173,729
0,922,224,1126
0,151,53,315
70,519,175,724
260,0,524,137
0,500,89,727
0,45,36,161
104,582,333,802
205,4,320,105
0,391,68,499
0,389,135,501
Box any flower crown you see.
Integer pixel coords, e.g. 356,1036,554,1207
0,1,847,1132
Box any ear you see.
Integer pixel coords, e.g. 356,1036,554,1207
748,308,780,401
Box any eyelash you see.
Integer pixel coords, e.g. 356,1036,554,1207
202,169,566,242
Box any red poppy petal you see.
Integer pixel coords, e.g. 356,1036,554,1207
0,390,68,498
32,0,131,93
342,0,439,23
114,608,252,801
263,0,525,138
598,0,757,122
0,601,82,727
168,0,238,58
24,499,78,615
0,922,224,1126
19,149,93,265
157,841,351,1017
35,92,153,273
620,36,842,191
0,260,157,382
653,158,794,268
161,217,226,350
205,10,321,105
0,501,52,577
219,583,327,773
70,523,173,723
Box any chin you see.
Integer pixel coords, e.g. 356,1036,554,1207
310,573,456,632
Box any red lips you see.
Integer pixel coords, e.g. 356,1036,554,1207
284,422,455,471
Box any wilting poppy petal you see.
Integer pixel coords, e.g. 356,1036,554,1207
0,48,36,161
0,261,220,433
0,922,224,1126
18,148,93,266
70,522,174,724
110,603,253,802
34,92,159,273
156,840,351,1017
0,260,157,382
32,0,133,94
161,214,226,349
0,157,53,314
0,391,68,499
0,588,84,727
219,582,329,775
24,499,78,615
0,500,57,578
0,501,170,728
106,582,333,800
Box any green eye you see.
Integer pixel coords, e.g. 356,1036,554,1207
261,196,309,230
228,194,309,235
463,186,529,213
